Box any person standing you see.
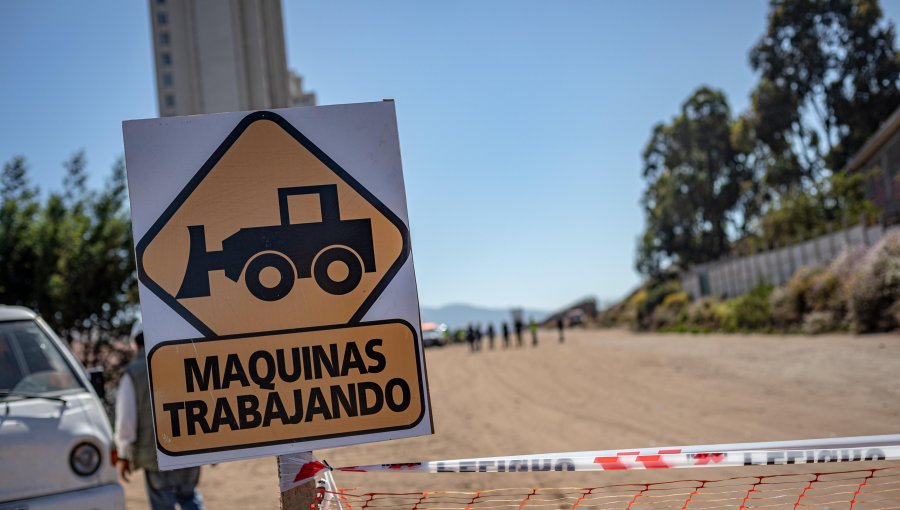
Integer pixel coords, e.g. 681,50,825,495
116,324,205,510
529,317,538,347
557,317,565,343
514,319,523,348
501,322,510,349
486,323,495,350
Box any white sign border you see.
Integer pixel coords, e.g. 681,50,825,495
123,101,433,469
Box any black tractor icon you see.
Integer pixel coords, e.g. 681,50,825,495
176,184,376,302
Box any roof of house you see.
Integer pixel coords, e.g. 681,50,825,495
845,104,900,172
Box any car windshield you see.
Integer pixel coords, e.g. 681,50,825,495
0,320,83,396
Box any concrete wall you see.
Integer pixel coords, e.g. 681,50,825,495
681,223,897,300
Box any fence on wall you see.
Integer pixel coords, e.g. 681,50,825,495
680,222,897,300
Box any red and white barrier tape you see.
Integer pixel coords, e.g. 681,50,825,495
284,434,900,488
337,446,900,474
279,451,327,492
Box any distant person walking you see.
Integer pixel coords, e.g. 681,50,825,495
116,324,205,510
514,319,524,348
487,323,495,349
466,324,475,352
474,323,483,351
529,317,538,347
501,322,510,349
557,317,565,343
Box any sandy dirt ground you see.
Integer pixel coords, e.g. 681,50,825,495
122,328,900,509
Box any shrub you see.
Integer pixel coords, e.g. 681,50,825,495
770,266,823,329
599,286,649,327
808,270,843,313
723,283,774,332
849,232,900,332
830,245,868,281
801,311,838,335
661,291,690,311
808,246,866,322
650,291,690,329
767,247,868,331
637,279,681,330
713,300,737,332
685,299,722,330
768,286,793,328
667,290,773,334
616,288,647,326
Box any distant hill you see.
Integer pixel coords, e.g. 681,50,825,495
420,304,548,330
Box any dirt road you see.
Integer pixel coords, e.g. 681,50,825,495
122,328,900,508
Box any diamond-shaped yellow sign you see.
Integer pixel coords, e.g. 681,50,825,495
135,111,409,337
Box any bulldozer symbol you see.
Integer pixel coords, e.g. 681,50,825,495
176,184,376,302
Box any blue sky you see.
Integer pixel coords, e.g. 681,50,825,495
2,1,899,311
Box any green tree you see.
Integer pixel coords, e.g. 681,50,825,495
637,87,755,275
722,0,899,245
750,0,900,179
0,153,137,342
0,157,39,304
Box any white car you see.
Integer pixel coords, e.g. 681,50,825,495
0,306,124,510
421,322,448,347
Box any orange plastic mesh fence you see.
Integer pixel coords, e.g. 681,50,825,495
313,466,900,510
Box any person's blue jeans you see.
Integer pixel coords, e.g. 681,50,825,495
144,467,205,510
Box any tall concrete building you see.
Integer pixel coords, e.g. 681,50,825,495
148,0,315,116
288,71,317,108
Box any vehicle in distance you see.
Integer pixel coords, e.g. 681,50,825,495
565,308,585,327
422,322,448,348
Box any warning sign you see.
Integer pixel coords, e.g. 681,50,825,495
123,102,432,469
150,321,424,456
138,110,407,336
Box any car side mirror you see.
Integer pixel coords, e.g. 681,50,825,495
87,368,106,400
